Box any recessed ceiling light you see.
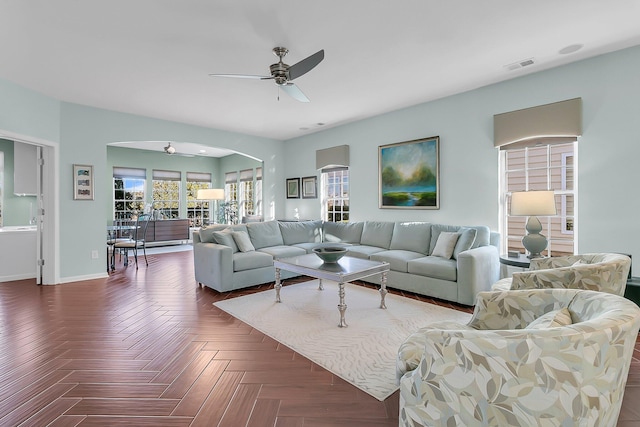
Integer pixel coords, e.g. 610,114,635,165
559,44,583,55
199,149,207,153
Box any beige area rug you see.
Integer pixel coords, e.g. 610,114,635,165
213,280,472,401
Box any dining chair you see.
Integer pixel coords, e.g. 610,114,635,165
107,218,133,271
114,214,151,269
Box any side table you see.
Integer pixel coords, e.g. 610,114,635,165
499,253,532,269
499,253,532,279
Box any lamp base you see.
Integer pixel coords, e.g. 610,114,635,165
522,216,548,259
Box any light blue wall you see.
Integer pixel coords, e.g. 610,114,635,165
284,45,640,274
0,139,37,225
1,45,640,280
57,103,284,278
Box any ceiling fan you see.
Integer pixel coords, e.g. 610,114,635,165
210,47,324,102
164,142,194,157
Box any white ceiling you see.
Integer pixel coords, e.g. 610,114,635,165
2,0,640,149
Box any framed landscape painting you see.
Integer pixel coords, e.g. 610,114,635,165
379,136,439,209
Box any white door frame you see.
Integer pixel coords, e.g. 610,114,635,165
0,129,59,285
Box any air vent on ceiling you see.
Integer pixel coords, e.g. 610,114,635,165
504,58,535,71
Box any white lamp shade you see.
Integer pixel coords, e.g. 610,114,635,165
510,191,557,216
197,188,225,200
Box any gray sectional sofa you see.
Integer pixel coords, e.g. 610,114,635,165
193,220,500,306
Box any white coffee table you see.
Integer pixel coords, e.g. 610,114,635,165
273,253,390,327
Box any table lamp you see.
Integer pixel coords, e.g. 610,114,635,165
196,189,225,224
510,190,557,258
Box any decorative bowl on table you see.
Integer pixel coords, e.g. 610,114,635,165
313,247,347,263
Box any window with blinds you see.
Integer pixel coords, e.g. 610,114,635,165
223,172,239,224
152,170,181,219
239,169,254,217
321,167,349,222
501,141,576,256
255,167,263,215
113,167,146,219
186,171,212,227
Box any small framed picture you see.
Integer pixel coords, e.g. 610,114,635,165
302,176,317,199
73,164,94,200
286,178,300,199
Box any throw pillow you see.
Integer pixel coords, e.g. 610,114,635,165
525,307,573,330
211,229,238,253
232,231,255,253
452,228,477,260
431,232,460,259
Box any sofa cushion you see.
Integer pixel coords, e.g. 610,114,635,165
233,251,273,272
247,221,284,249
431,232,460,259
232,231,255,252
347,245,386,259
212,229,238,253
389,222,431,255
323,222,363,243
279,220,323,245
198,224,229,243
258,245,306,259
360,221,395,249
370,250,425,273
525,307,573,329
408,256,457,281
453,227,477,259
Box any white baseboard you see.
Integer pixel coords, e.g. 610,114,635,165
0,273,37,283
57,272,109,284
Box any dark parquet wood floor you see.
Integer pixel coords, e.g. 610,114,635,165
1,249,640,426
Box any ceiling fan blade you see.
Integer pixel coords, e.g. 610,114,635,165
209,73,273,80
288,49,324,81
281,83,310,102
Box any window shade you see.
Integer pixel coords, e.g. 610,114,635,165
186,171,211,182
113,167,146,179
316,145,349,170
152,169,181,180
256,167,262,180
321,166,349,173
225,172,238,183
494,98,582,149
239,169,253,182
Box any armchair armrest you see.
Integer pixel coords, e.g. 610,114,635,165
400,325,621,427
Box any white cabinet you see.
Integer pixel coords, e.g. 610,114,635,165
13,142,37,195
0,227,37,282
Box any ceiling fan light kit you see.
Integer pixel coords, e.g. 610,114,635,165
164,142,176,155
210,47,324,102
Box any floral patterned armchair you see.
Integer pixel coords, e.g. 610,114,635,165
492,253,631,296
398,288,640,426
